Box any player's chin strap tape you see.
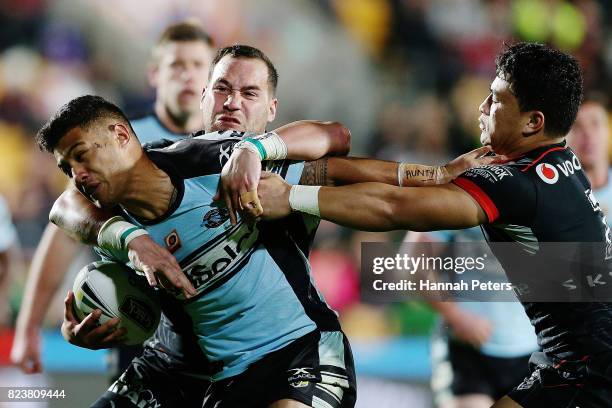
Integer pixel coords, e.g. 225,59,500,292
289,185,321,217
234,132,288,161
97,216,149,252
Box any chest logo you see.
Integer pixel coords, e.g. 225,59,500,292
535,163,559,184
164,229,182,253
201,208,230,228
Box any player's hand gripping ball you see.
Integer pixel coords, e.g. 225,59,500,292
72,261,161,345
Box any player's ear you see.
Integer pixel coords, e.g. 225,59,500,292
522,111,544,137
200,87,207,110
267,97,278,123
113,123,132,147
148,62,159,88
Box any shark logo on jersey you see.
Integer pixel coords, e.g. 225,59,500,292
201,208,230,228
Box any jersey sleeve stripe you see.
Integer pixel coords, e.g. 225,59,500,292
453,177,500,223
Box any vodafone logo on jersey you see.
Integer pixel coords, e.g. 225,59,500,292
536,163,559,184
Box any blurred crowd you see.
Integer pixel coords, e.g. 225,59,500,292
0,0,610,375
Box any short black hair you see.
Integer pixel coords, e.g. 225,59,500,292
208,44,279,94
36,95,132,152
495,42,583,136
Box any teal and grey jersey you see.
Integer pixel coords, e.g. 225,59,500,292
99,131,339,380
130,112,187,145
121,113,216,377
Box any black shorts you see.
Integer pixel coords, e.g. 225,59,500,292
108,345,144,384
91,346,210,408
203,330,356,408
431,338,531,403
507,354,612,408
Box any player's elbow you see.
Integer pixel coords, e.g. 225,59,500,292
327,122,351,156
368,189,407,231
49,196,65,227
382,188,430,232
49,189,80,227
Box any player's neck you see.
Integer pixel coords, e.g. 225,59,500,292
119,156,176,220
507,135,566,159
154,102,202,134
585,161,609,190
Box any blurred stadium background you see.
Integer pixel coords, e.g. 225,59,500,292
0,0,610,407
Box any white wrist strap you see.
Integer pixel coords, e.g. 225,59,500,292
234,140,263,160
97,216,148,252
257,132,287,160
289,185,321,217
233,132,287,161
398,162,406,187
397,162,449,186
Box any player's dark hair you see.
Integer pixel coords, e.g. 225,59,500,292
156,19,214,47
209,44,279,94
495,42,583,137
36,95,133,152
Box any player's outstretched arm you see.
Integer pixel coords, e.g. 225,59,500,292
11,224,81,373
301,146,499,187
258,173,487,232
222,135,495,224
273,120,351,159
218,121,351,223
49,187,197,299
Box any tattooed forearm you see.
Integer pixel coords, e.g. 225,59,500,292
299,158,332,186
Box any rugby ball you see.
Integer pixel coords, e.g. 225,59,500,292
72,261,161,345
